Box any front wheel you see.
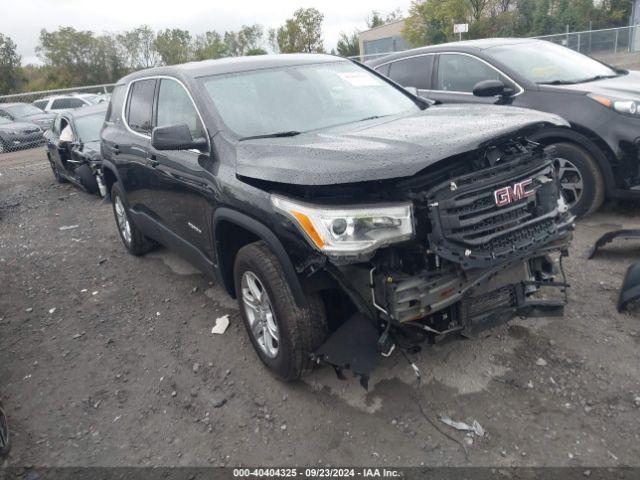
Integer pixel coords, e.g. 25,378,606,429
547,142,605,218
48,156,67,184
234,241,328,381
0,402,10,458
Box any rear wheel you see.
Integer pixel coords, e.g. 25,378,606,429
547,142,605,218
233,241,328,381
111,182,157,256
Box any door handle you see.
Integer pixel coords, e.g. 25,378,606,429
113,145,120,155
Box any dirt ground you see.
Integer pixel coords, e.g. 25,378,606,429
1,146,640,468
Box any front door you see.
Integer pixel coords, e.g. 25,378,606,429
148,77,215,258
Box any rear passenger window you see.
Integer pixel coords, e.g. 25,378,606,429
387,56,433,90
156,79,204,139
126,79,156,135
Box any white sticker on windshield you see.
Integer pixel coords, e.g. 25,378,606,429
337,72,383,87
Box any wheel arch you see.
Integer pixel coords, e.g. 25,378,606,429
529,126,617,195
212,208,307,308
101,161,121,196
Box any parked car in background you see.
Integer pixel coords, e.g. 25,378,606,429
32,93,107,113
368,38,640,217
0,103,56,131
101,54,573,383
44,104,108,196
0,116,44,153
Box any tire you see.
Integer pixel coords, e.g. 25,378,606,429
0,403,9,458
546,142,605,218
0,140,6,154
75,164,99,194
111,182,157,256
233,241,328,381
48,155,67,184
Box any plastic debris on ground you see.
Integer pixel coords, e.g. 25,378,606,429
439,415,486,437
211,315,230,335
58,225,79,231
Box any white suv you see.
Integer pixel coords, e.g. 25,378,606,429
32,93,107,112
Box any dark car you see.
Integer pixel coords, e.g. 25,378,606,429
101,54,573,383
45,104,108,196
0,102,56,132
0,116,44,153
368,38,640,217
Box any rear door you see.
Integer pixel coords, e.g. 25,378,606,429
116,78,158,211
427,53,519,104
148,77,214,257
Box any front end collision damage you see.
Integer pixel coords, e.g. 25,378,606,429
301,138,574,386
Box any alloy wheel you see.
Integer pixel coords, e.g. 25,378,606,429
241,271,279,358
554,157,584,209
114,195,132,245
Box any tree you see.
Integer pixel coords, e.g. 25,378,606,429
277,7,324,53
366,11,386,28
469,0,490,21
246,47,268,55
267,28,279,53
193,31,228,60
154,29,192,65
403,0,469,46
336,31,359,57
117,25,160,69
224,24,264,56
0,33,22,94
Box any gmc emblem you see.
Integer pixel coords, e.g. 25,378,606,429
494,179,535,207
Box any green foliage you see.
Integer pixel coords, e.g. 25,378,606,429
403,0,633,46
336,31,360,57
367,9,404,28
0,33,22,94
117,25,160,69
277,7,324,53
246,47,268,56
403,0,470,46
154,29,192,65
193,31,228,60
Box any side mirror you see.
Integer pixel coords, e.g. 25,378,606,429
404,86,419,96
151,124,207,151
473,80,508,97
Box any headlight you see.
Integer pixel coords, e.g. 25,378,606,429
271,194,414,256
588,93,640,117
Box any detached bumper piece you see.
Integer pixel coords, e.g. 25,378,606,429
588,229,640,259
618,262,640,312
312,314,380,389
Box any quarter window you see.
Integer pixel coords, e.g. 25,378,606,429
126,79,156,135
156,79,203,139
387,56,433,89
435,54,508,93
33,100,48,110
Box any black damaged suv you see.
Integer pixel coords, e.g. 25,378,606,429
101,54,573,383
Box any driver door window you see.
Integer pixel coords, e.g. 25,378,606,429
435,53,509,93
156,79,205,142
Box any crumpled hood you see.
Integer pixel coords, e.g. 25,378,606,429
80,141,103,162
235,104,568,185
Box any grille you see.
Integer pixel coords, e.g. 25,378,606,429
426,157,563,269
469,285,516,317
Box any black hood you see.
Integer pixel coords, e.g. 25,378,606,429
0,121,42,134
543,70,640,97
235,104,568,185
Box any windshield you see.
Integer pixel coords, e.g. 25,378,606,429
74,112,105,142
201,61,419,138
488,41,619,84
4,104,43,118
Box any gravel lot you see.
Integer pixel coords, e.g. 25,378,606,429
1,147,640,468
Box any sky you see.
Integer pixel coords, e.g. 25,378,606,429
1,0,413,65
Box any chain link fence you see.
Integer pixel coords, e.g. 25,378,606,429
0,84,114,155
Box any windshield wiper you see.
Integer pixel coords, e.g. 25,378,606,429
538,74,620,86
537,79,580,85
578,74,620,83
239,131,302,141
